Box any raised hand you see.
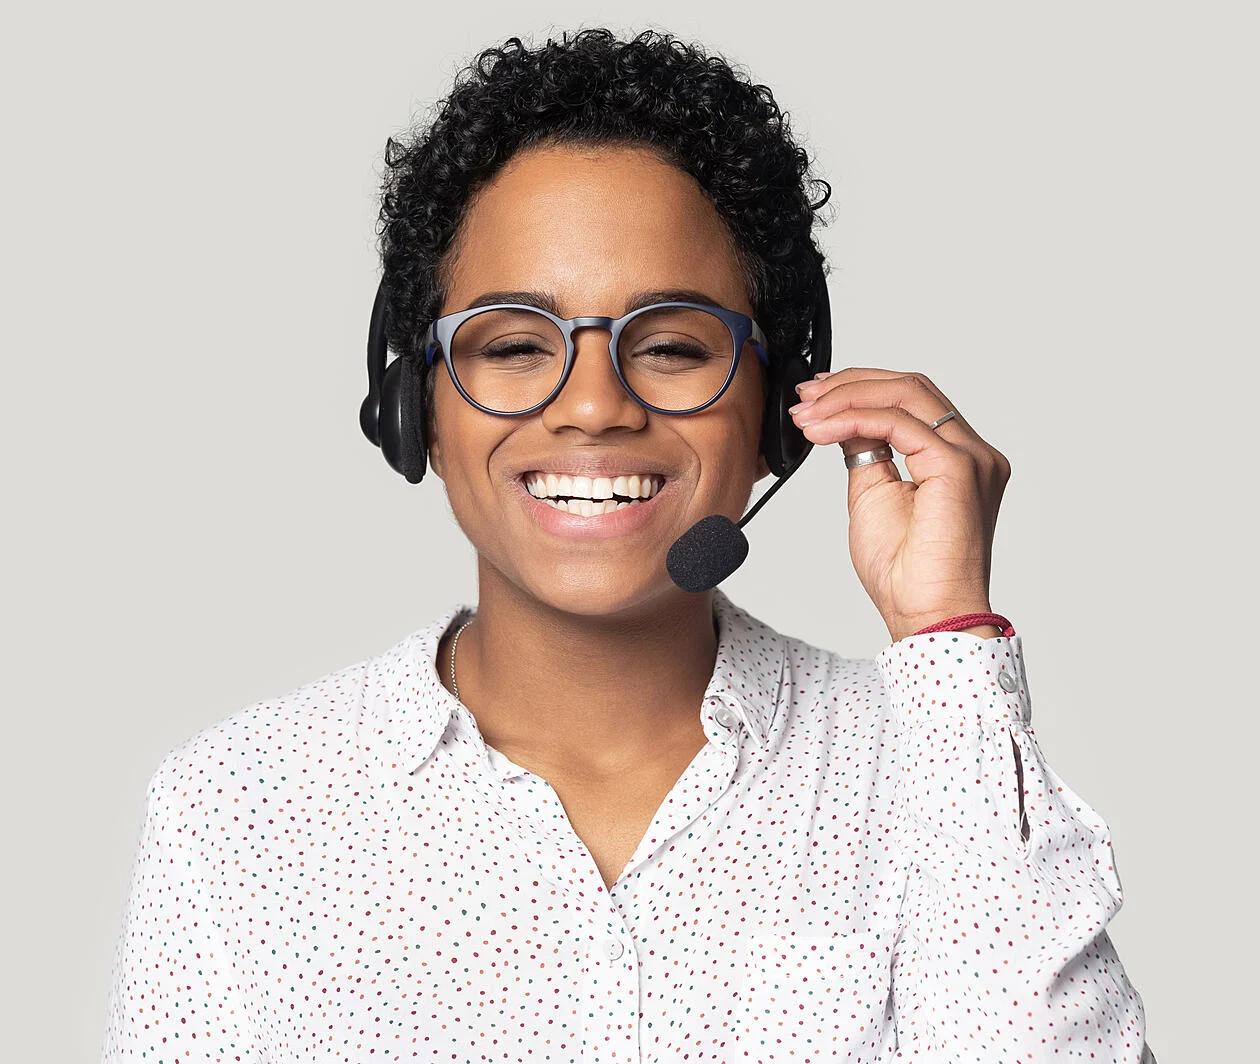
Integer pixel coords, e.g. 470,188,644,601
790,368,1012,642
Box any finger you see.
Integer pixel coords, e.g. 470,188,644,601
794,404,975,503
791,374,987,464
833,428,904,505
796,368,979,442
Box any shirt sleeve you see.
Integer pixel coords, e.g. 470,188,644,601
876,630,1153,1062
102,755,262,1063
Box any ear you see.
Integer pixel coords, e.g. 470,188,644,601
753,360,773,483
426,398,443,480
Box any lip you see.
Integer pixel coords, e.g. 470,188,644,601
514,472,671,540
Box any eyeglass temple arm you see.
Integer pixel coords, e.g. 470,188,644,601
422,324,440,366
750,321,770,366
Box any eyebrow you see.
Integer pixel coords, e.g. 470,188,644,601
460,288,728,316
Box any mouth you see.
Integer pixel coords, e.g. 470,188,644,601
519,471,666,516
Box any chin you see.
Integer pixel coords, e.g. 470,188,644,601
516,562,683,620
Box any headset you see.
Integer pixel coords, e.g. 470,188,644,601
359,271,832,487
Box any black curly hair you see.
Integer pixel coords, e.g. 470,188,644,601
376,27,831,424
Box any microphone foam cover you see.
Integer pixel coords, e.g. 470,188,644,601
666,514,749,593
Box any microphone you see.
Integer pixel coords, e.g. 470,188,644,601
666,453,809,593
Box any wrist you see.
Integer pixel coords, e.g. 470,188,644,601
890,609,1014,642
957,624,1002,639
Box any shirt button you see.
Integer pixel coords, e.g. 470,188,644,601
998,670,1018,693
713,705,739,729
603,938,625,960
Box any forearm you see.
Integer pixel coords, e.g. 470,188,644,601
877,632,1149,1059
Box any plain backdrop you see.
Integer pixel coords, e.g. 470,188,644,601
4,1,1255,1059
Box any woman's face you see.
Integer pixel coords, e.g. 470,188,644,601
428,143,771,616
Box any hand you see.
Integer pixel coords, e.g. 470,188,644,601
789,368,1011,643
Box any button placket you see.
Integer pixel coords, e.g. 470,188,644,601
584,929,639,1062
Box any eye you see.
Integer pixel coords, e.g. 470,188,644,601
478,339,554,359
635,339,712,360
452,309,565,365
627,337,720,372
619,307,731,370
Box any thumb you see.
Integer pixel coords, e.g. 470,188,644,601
841,436,902,512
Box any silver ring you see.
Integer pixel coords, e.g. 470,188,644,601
845,445,894,470
843,410,957,470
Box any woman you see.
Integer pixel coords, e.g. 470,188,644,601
104,28,1153,1062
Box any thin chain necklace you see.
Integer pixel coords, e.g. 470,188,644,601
448,619,473,702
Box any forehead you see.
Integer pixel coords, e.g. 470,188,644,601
442,143,750,317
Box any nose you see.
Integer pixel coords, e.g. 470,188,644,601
540,325,648,436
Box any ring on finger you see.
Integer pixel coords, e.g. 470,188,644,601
844,445,895,470
841,408,959,470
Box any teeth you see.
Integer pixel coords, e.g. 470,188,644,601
526,472,663,504
540,497,644,515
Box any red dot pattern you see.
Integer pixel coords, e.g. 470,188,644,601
102,589,1151,1061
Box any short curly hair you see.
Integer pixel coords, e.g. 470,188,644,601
377,27,831,418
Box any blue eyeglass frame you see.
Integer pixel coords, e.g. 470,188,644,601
422,301,770,417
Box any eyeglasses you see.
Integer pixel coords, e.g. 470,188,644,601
422,301,769,416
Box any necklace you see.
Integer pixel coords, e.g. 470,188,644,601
448,619,473,702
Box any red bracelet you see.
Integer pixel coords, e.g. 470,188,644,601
912,612,1016,638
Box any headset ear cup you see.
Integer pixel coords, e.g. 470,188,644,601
809,274,833,377
760,354,814,477
397,355,429,484
379,354,427,484
758,273,831,478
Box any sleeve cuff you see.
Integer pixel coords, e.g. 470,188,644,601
876,630,1031,731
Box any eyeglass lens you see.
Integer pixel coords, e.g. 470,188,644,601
447,306,738,413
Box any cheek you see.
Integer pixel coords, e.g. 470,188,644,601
726,355,768,458
429,379,500,490
691,362,766,493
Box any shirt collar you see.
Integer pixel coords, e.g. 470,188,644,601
373,589,786,777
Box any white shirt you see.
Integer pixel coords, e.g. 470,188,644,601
103,590,1153,1062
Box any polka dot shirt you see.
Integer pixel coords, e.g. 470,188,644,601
103,589,1153,1062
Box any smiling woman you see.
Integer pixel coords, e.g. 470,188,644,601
102,26,1155,1064
422,143,773,610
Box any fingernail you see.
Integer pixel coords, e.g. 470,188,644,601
813,371,834,380
788,399,814,414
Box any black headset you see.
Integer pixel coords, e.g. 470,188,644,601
359,271,831,485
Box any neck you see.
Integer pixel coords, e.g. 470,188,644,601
444,560,719,775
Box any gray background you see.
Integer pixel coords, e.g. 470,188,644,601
4,1,1254,1059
